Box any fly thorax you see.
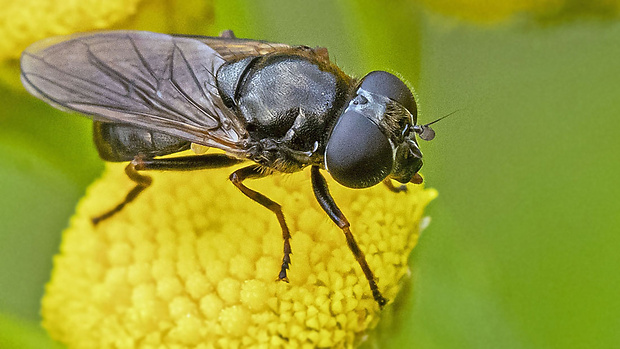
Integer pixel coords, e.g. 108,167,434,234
218,54,342,149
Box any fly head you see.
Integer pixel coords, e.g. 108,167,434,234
324,71,429,188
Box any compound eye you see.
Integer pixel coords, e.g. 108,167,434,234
325,109,393,188
360,71,417,123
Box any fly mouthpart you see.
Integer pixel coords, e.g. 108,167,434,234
410,173,423,184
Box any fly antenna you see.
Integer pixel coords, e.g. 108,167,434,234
413,109,459,141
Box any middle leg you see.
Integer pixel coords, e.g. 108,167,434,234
229,165,293,282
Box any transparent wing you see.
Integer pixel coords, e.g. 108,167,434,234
178,33,293,61
178,32,330,63
20,31,249,152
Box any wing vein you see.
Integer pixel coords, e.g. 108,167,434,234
23,51,132,102
169,42,222,128
126,34,159,83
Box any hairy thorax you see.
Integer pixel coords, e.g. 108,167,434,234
216,50,354,172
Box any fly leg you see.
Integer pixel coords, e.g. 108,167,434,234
383,173,424,193
92,154,244,225
311,166,388,308
91,159,151,225
229,165,292,282
383,178,407,193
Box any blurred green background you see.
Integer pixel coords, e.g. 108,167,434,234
1,0,619,348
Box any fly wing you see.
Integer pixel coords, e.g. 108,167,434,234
20,31,249,153
180,33,292,61
180,32,330,62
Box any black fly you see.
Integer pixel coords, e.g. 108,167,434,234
20,30,438,308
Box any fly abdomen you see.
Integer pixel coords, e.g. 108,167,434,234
93,121,190,162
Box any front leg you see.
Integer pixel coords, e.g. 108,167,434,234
310,166,388,308
383,178,407,193
229,165,293,282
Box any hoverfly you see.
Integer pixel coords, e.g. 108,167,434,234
20,30,437,308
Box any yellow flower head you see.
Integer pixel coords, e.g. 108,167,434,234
0,0,214,61
42,156,436,348
0,0,140,61
0,0,213,88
